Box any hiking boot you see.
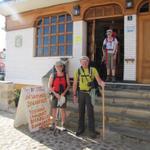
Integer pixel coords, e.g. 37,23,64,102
112,76,116,82
89,131,97,139
49,123,55,131
76,129,84,136
94,130,100,135
61,126,67,131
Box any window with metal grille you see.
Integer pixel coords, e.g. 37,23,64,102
35,13,73,57
139,1,149,13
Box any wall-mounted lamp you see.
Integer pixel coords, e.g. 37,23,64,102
72,4,80,16
126,0,134,9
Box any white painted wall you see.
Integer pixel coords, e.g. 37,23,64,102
5,21,87,85
124,15,137,81
5,28,60,85
71,20,87,70
0,15,5,51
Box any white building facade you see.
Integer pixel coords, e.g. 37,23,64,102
1,0,150,85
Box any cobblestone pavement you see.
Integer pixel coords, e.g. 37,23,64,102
0,110,150,150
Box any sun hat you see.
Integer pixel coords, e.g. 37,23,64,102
55,61,63,66
80,56,89,61
106,29,113,34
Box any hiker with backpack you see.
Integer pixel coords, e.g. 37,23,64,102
48,61,70,131
73,56,105,138
102,29,118,82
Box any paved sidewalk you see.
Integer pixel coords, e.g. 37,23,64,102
0,110,150,150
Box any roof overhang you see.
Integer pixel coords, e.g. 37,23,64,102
0,0,78,16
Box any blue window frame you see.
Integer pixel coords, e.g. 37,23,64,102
51,36,56,44
44,36,49,45
66,34,72,43
51,16,57,23
43,47,49,56
37,27,42,36
59,46,65,56
58,35,65,44
66,45,72,56
59,15,65,22
35,13,73,57
44,27,49,34
66,23,73,32
44,17,49,24
50,46,57,56
51,25,56,34
58,24,65,33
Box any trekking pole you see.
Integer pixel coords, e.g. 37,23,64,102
53,106,61,136
102,86,105,139
99,86,105,140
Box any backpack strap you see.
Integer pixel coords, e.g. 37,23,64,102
105,37,115,43
52,71,67,87
77,67,93,83
51,71,57,87
89,67,93,77
77,68,81,83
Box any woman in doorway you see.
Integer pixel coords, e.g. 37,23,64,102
102,29,118,82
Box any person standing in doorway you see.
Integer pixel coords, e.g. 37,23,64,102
73,56,105,138
102,29,118,82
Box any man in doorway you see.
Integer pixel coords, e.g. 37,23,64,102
102,29,118,82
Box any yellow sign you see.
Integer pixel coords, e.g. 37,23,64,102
74,35,82,44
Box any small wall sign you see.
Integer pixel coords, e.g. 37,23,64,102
15,35,23,47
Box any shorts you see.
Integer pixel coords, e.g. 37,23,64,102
51,96,67,108
106,53,116,70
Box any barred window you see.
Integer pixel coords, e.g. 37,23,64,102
35,13,73,57
139,1,149,13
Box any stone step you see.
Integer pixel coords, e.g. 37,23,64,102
105,112,150,130
65,110,150,142
65,108,150,141
105,82,150,91
68,101,150,119
104,89,150,99
97,97,150,110
108,125,150,142
95,105,150,119
67,101,150,130
68,86,150,100
66,84,150,141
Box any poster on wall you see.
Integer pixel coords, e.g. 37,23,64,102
15,35,23,48
126,25,135,33
14,86,51,132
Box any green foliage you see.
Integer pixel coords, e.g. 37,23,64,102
14,89,21,107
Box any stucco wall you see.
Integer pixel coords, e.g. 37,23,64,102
5,21,87,85
124,15,137,81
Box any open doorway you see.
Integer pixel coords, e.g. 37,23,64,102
87,17,124,81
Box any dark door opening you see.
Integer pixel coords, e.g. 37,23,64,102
87,18,124,81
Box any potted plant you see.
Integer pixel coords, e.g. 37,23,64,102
14,89,21,107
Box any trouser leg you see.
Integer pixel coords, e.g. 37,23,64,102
78,92,85,131
86,94,95,132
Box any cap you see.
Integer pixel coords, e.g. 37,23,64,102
55,61,63,66
106,29,113,34
80,56,89,61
